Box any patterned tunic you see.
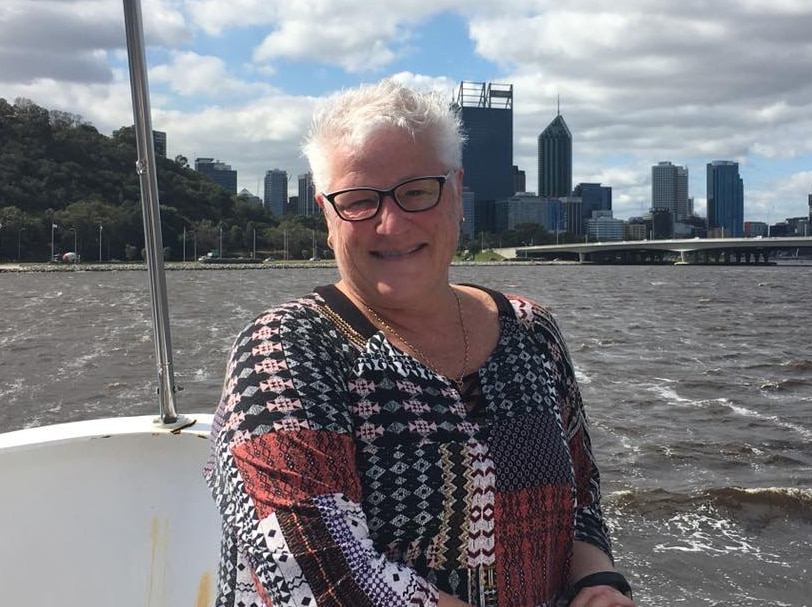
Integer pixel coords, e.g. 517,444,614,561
204,284,611,607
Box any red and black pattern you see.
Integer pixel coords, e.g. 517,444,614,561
205,285,611,607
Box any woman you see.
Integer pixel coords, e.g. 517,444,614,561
205,79,635,607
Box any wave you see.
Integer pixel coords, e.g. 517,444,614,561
785,358,812,371
758,378,809,392
610,486,812,525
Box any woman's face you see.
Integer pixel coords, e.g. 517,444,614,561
317,127,463,309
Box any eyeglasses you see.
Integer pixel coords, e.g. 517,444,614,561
322,171,453,222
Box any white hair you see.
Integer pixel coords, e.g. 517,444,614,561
302,79,465,192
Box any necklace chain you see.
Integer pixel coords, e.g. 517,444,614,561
365,289,470,391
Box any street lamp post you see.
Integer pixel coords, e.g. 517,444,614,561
98,224,103,262
17,228,26,261
70,228,77,262
219,225,224,259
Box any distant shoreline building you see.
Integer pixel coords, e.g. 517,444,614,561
195,157,237,193
263,169,288,216
652,161,689,222
454,81,514,235
707,160,744,237
573,182,612,236
152,130,166,158
297,172,317,216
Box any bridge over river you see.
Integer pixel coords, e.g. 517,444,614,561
495,236,812,264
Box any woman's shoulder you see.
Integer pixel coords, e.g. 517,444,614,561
227,290,334,349
248,291,322,325
463,283,555,326
233,286,370,354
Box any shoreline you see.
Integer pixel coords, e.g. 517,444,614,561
2,259,808,273
0,260,545,273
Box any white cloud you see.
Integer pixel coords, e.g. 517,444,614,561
1,0,811,221
150,51,271,97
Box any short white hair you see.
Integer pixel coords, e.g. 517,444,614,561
302,79,465,192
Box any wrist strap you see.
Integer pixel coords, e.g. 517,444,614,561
562,571,633,604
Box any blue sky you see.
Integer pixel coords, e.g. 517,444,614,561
2,0,811,225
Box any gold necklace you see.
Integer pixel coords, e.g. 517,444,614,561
365,288,470,391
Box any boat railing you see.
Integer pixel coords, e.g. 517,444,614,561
123,0,185,425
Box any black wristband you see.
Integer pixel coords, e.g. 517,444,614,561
561,571,633,604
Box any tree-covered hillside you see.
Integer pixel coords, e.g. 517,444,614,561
0,98,326,261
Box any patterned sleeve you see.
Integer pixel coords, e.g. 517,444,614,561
204,297,439,607
514,295,613,559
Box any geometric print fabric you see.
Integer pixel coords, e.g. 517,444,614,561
205,284,612,607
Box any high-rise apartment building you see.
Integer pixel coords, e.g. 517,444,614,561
652,161,689,221
537,111,572,198
454,82,514,235
706,161,744,237
263,169,288,216
195,157,237,193
297,172,317,216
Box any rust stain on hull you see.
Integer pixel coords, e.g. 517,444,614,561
195,571,212,607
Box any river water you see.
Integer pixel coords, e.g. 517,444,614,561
1,263,810,606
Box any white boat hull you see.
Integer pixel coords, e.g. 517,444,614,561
0,414,219,606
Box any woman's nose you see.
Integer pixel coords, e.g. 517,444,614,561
375,193,407,230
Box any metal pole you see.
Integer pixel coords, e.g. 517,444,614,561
98,224,103,262
17,229,25,261
183,226,186,262
123,0,180,424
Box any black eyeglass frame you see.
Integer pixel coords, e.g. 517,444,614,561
321,170,454,222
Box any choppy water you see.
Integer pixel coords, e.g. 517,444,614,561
2,263,810,605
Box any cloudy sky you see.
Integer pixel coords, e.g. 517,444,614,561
2,0,811,223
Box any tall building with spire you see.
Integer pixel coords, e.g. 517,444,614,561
537,102,572,198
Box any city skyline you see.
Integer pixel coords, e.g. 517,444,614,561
1,1,811,224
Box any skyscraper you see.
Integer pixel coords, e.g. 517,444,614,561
454,82,514,235
537,108,572,198
263,169,288,216
652,161,689,221
297,172,317,216
706,161,744,237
